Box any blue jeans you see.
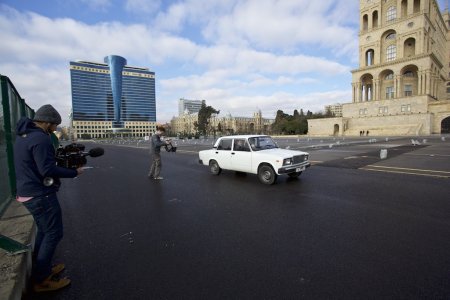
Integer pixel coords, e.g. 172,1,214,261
23,193,63,283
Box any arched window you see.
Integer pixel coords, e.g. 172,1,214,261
413,0,420,13
385,72,394,80
386,33,396,40
387,6,397,21
403,71,414,77
363,14,369,31
372,11,379,28
401,0,408,17
386,45,396,61
404,38,416,57
366,49,375,66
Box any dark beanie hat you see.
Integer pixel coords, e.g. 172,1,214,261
33,104,62,125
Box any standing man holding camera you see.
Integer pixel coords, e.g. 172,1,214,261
14,104,83,292
148,126,170,180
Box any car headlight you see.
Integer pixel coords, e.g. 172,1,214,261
304,155,309,161
283,158,293,166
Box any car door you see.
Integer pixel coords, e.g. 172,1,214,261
214,138,233,170
231,138,252,172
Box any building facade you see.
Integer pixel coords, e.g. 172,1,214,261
70,55,157,138
325,103,343,117
309,0,450,136
171,110,274,136
178,98,205,115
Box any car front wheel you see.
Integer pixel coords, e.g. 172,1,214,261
258,165,277,185
209,160,222,175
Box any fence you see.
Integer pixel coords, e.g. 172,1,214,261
0,75,34,216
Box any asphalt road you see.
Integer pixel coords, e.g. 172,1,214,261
25,137,450,299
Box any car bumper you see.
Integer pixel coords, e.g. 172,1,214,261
278,162,311,174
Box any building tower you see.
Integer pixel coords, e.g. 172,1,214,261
104,55,127,128
178,98,205,115
70,56,156,138
347,0,450,135
308,0,449,136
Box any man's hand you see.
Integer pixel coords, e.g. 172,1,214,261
76,167,84,175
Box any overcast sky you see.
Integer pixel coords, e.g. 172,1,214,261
0,0,447,125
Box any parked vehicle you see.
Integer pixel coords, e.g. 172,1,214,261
198,135,310,185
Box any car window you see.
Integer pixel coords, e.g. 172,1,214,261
248,136,278,151
217,139,232,150
233,139,250,152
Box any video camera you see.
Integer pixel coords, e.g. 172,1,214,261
56,143,105,168
164,140,177,153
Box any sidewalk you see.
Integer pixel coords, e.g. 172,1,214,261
0,201,35,300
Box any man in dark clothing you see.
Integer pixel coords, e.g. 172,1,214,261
14,104,83,292
148,126,170,180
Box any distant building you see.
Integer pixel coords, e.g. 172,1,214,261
70,55,157,138
171,109,274,135
178,98,205,116
324,103,343,117
309,0,450,136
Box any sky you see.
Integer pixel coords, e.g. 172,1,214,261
0,0,448,125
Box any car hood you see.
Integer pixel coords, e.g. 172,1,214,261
258,148,308,157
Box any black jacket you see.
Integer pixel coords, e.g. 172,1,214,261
150,134,166,154
13,117,77,197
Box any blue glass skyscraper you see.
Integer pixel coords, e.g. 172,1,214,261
104,55,127,128
70,55,156,138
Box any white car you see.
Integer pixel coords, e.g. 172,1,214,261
198,135,310,185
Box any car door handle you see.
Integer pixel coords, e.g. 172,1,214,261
215,151,219,154
231,152,235,155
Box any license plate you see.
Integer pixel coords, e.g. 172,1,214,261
295,166,305,172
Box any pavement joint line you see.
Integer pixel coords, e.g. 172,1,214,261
360,167,450,179
365,164,450,174
405,153,450,157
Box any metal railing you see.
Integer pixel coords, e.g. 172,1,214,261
0,75,34,216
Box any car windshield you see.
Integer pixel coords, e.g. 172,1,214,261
248,136,278,151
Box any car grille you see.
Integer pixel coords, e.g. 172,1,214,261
293,155,307,164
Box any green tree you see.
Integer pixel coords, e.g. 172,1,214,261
197,103,219,136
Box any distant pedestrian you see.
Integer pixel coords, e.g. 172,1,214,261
366,130,369,136
359,130,362,136
13,104,84,292
148,126,170,180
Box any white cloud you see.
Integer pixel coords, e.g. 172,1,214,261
200,0,358,55
1,63,73,121
0,2,356,125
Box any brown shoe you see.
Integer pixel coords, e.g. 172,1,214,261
51,263,65,275
34,277,71,292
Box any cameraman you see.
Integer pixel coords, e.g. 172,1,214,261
13,104,83,292
148,126,170,180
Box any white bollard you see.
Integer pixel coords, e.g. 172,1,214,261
380,149,388,159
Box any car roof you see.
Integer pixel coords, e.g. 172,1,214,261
217,135,269,139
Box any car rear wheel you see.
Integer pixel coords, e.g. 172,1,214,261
288,171,302,178
258,165,277,185
209,160,222,175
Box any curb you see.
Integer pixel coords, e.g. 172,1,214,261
0,201,35,300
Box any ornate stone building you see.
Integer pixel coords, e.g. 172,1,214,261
309,0,450,136
171,110,274,136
